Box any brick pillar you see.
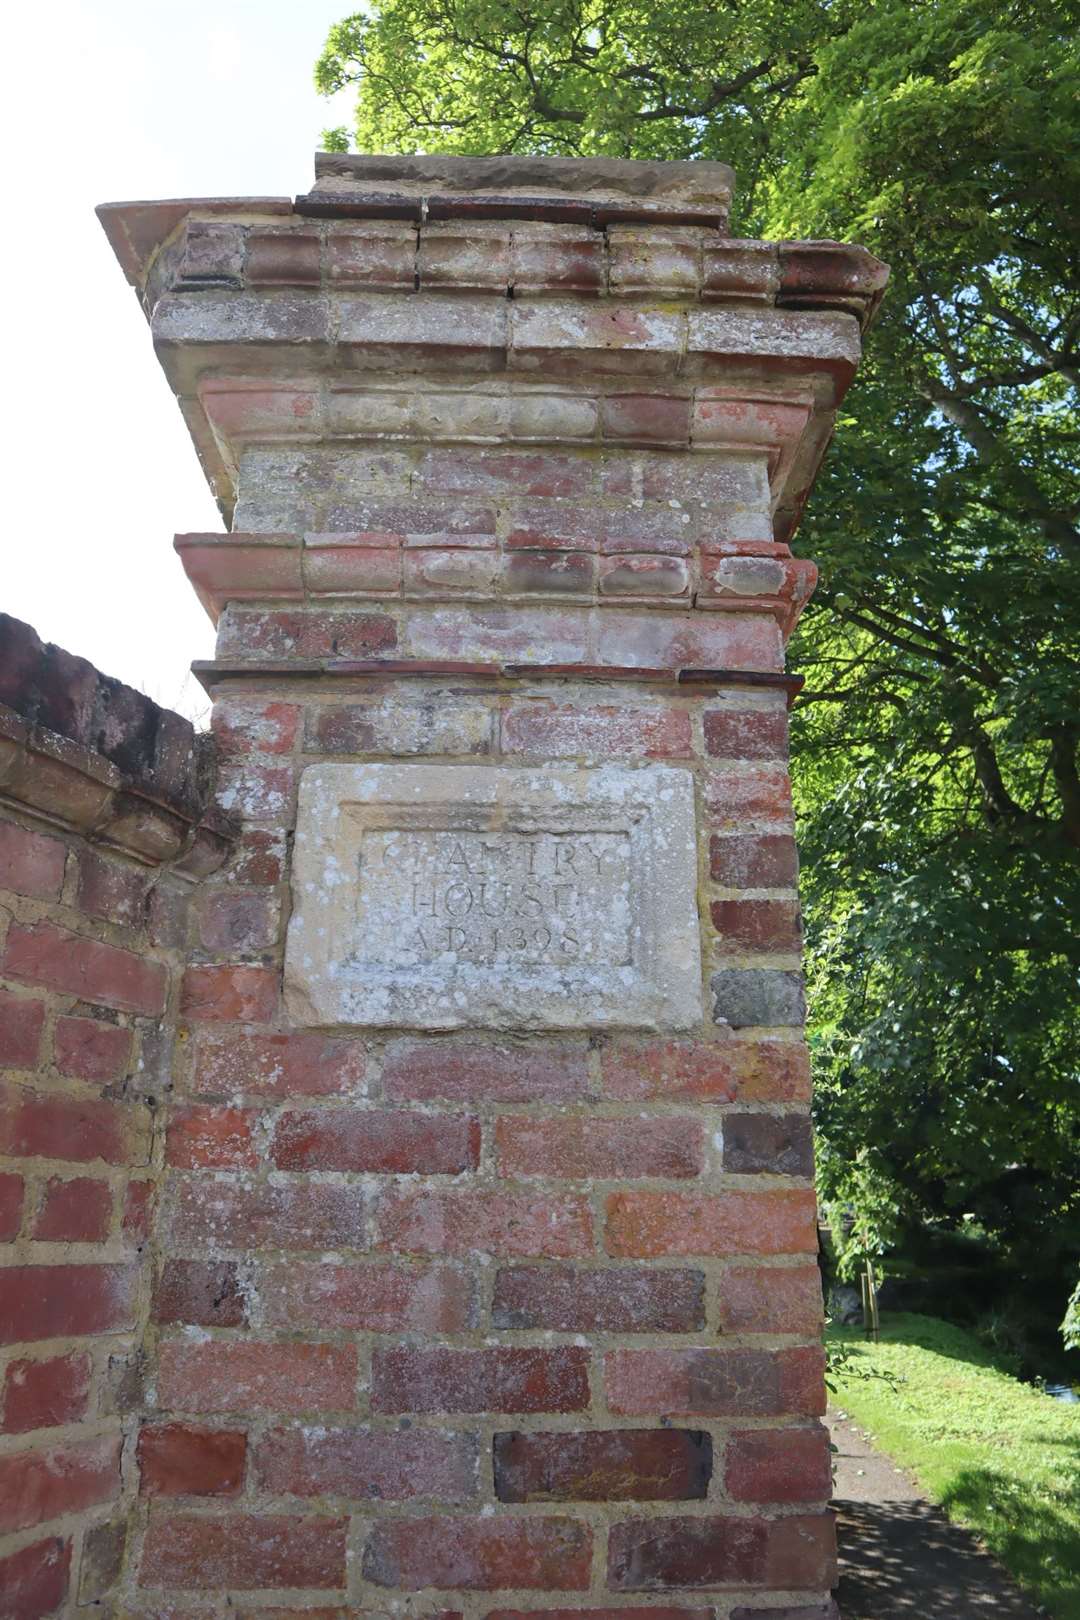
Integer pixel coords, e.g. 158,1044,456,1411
101,154,886,1616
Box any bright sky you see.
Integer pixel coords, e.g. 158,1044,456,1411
3,0,356,723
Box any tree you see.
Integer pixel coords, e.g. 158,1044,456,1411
317,0,1080,1351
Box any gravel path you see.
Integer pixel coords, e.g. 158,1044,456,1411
829,1406,1048,1618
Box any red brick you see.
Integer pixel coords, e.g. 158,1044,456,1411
723,1113,815,1177
2,1353,91,1433
260,1261,474,1332
232,828,285,885
0,1171,23,1240
764,1513,837,1591
166,1105,258,1170
122,1178,155,1242
158,1341,357,1414
140,1512,347,1591
502,550,596,596
490,1611,707,1620
0,1433,120,1534
704,708,788,760
418,447,593,499
608,1514,765,1589
179,965,278,1022
602,1038,811,1104
193,1030,366,1099
53,1017,132,1083
254,1425,477,1501
0,820,66,900
195,891,280,954
377,1188,593,1258
601,394,692,443
363,1515,592,1591
1,922,166,1014
212,699,301,757
725,1425,831,1503
169,1178,365,1251
494,1429,711,1502
76,850,148,926
0,988,44,1069
271,1109,479,1174
220,608,397,660
492,1265,705,1333
495,1117,703,1180
154,1260,247,1328
215,757,295,821
0,1264,136,1345
606,1189,818,1257
598,554,690,597
33,1177,112,1242
605,1346,827,1417
502,704,691,759
0,1537,71,1619
711,899,802,951
704,766,794,826
382,1039,587,1102
147,880,188,948
373,1347,589,1414
138,1423,247,1497
247,230,321,284
718,1264,824,1335
0,1085,142,1166
710,834,798,888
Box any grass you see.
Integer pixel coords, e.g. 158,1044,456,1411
828,1312,1080,1618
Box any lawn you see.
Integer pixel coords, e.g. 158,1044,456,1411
828,1312,1080,1618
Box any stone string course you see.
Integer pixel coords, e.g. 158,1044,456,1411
0,153,882,1616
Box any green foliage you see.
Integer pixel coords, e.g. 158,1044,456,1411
830,1314,1080,1615
1065,1277,1080,1352
317,0,1080,1334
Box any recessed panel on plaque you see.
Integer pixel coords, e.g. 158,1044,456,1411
285,763,703,1031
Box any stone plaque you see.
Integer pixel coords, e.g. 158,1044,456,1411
285,763,702,1031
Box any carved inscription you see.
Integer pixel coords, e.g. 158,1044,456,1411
355,829,631,967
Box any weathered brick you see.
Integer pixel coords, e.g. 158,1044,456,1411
215,760,295,823
704,707,788,760
363,1515,592,1591
607,1189,818,1257
730,1607,838,1620
140,1512,347,1591
77,1517,126,1603
601,1038,811,1104
254,1426,477,1501
710,834,798,888
0,988,44,1069
382,1039,588,1102
598,554,690,597
377,1188,593,1258
154,1259,247,1328
158,1341,357,1414
247,230,321,285
0,1433,120,1534
0,1085,145,1166
608,1514,764,1589
718,1264,824,1336
711,970,805,1029
53,1016,132,1083
606,1346,827,1418
166,1105,258,1170
77,849,148,925
169,1177,365,1251
0,821,66,899
211,699,301,757
494,1429,711,1502
725,1425,832,1503
0,1171,24,1240
704,766,794,826
711,899,802,952
193,1030,367,1099
122,1177,155,1243
503,549,596,596
600,392,692,443
372,1347,589,1414
195,890,280,954
722,1114,815,1177
0,1263,136,1345
490,1610,708,1620
138,1423,247,1497
271,1109,479,1174
0,1537,70,1618
1,921,166,1014
417,447,593,499
218,607,397,660
2,1352,91,1433
232,827,286,885
179,965,278,1023
310,700,492,757
492,1265,705,1333
33,1176,112,1242
327,223,416,288
495,1117,703,1179
260,1260,474,1332
502,704,691,759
